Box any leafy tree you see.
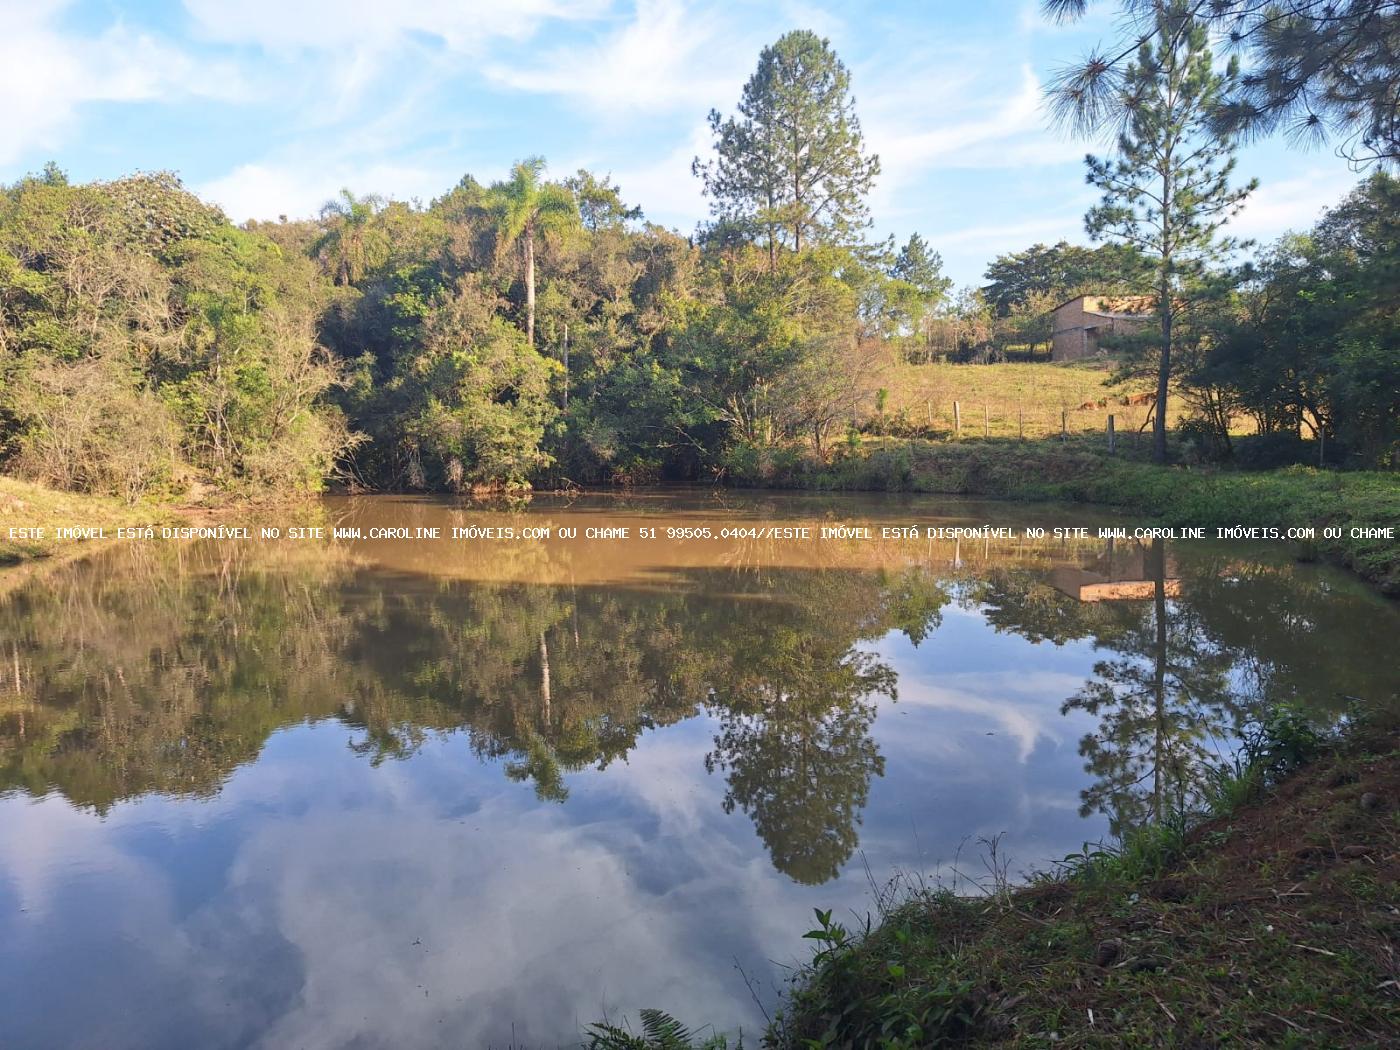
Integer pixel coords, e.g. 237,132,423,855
670,243,863,455
924,286,996,361
981,240,1148,316
1046,0,1400,165
403,279,557,487
1078,4,1255,462
564,169,643,232
694,30,880,266
994,289,1060,358
311,189,387,285
891,233,949,297
0,170,353,498
485,157,579,347
1197,173,1400,464
879,233,952,356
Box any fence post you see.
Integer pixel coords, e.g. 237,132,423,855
1107,414,1117,454
983,403,990,438
1018,406,1024,441
953,401,961,440
1061,409,1068,442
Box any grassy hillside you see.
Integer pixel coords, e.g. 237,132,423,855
872,360,1209,441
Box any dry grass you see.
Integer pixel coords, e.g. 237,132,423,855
0,476,175,564
872,360,1224,441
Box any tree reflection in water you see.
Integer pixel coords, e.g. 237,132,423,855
1,532,1395,883
970,536,1398,839
1059,540,1238,833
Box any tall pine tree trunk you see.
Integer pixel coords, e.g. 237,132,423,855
1155,279,1172,464
1150,538,1168,821
1154,162,1173,465
524,224,536,348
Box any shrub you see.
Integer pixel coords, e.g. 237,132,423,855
6,357,180,502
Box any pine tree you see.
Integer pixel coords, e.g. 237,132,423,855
694,30,879,267
1046,0,1400,166
1081,4,1255,463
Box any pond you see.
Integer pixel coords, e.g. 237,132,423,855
1,493,1396,1049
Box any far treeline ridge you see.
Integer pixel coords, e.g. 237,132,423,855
0,13,1396,502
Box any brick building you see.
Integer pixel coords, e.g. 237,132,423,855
1050,295,1154,362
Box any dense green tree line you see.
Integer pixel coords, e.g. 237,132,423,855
0,32,946,497
1183,174,1400,464
1,24,1394,496
0,166,355,498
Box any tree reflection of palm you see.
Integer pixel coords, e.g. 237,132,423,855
2,532,1392,882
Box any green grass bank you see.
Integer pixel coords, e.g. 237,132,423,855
587,712,1399,1049
727,439,1400,595
768,712,1399,1049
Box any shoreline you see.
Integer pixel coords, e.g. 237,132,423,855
722,440,1400,595
766,710,1399,1048
4,452,1397,596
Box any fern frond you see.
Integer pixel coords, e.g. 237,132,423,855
640,1008,694,1048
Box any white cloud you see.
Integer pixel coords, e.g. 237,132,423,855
483,0,749,116
594,120,712,228
0,1,246,166
180,0,611,53
876,663,1088,762
0,733,819,1047
929,212,1088,250
776,0,846,40
201,160,453,222
1228,166,1362,242
866,64,1084,198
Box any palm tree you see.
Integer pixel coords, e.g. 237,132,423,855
310,189,386,286
486,158,578,347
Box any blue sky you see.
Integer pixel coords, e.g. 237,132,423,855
0,0,1368,286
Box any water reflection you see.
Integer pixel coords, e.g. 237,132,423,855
965,537,1395,834
1,496,1396,1048
2,541,945,883
2,515,1395,864
1060,540,1239,832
